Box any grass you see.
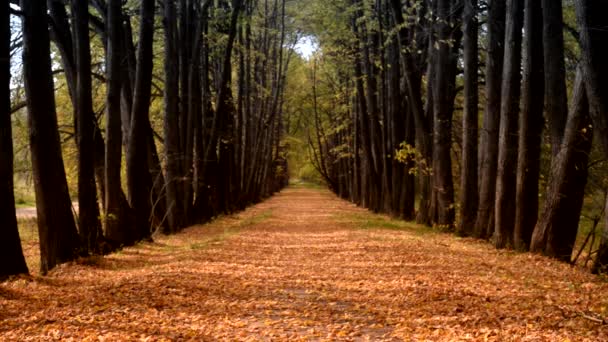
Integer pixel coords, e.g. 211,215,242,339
335,211,436,236
188,209,274,251
289,179,326,190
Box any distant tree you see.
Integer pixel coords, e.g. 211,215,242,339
21,0,80,274
0,0,29,279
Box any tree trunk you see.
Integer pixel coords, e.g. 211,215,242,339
432,0,456,228
494,0,523,248
163,0,185,233
105,0,131,245
21,0,81,274
573,0,608,273
0,1,29,278
126,0,155,241
73,0,103,253
458,0,478,236
531,69,592,262
475,0,505,239
541,0,568,157
514,0,544,250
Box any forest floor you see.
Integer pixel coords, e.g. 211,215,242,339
2,186,608,341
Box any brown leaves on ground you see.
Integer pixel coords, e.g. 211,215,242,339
1,187,608,341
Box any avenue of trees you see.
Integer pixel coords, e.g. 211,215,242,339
1,0,291,278
301,0,608,272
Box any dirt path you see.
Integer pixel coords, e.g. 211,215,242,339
1,187,607,340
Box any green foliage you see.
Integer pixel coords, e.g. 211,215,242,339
394,142,432,176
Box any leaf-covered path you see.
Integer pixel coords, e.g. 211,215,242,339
2,187,608,340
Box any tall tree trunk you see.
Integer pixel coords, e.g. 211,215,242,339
389,0,432,225
163,0,185,233
216,0,244,213
458,0,478,235
433,0,456,228
73,0,102,253
475,0,505,239
126,0,155,241
542,0,568,157
531,69,592,262
21,0,81,274
514,0,544,250
574,0,608,273
105,0,131,245
0,1,29,278
495,0,524,248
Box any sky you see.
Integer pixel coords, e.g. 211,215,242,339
294,36,319,60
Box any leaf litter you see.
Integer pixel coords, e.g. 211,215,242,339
1,188,608,341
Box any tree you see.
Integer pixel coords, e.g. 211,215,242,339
21,0,80,274
494,0,523,248
457,0,478,235
475,0,505,239
573,0,608,273
73,0,103,253
105,0,131,245
542,0,568,157
530,69,592,261
126,0,156,241
513,0,543,250
163,0,185,232
433,0,457,228
0,0,28,279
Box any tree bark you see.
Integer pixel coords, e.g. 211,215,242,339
573,0,608,273
0,1,29,278
433,0,456,228
531,69,592,262
73,0,103,253
163,0,185,233
541,0,568,157
458,0,478,235
126,0,155,241
514,0,544,250
21,0,81,274
105,0,131,245
494,0,523,248
475,0,505,239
